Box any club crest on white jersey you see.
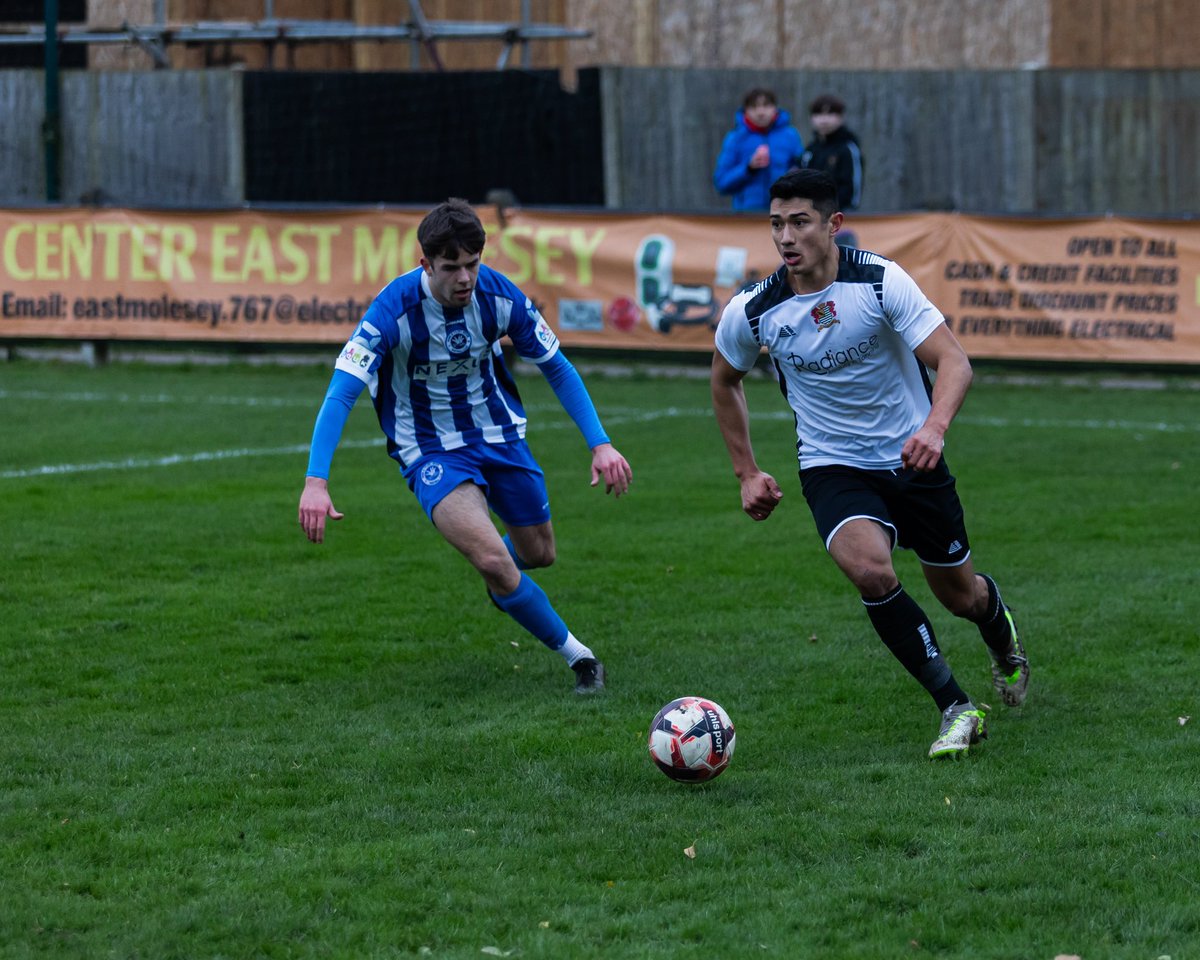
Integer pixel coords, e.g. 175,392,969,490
810,300,839,329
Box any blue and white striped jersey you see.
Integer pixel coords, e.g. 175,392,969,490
335,264,560,467
714,247,945,471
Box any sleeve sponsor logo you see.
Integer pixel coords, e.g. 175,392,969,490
337,341,376,370
534,316,558,349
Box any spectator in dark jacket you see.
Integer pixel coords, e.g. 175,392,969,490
713,87,805,212
800,93,864,213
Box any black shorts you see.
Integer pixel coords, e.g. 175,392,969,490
799,461,971,567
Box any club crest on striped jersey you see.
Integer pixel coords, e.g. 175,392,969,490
447,327,472,353
810,300,839,329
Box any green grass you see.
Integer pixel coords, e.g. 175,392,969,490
1,356,1198,959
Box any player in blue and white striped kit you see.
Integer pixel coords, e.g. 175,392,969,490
298,199,632,693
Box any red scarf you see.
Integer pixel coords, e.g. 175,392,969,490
743,114,773,134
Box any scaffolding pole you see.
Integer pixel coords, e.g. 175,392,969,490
0,1,591,71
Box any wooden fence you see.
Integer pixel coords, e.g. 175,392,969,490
604,67,1200,216
2,67,1198,216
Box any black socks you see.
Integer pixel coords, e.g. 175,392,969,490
863,584,969,713
974,573,1015,657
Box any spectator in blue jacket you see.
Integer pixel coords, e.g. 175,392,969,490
713,87,805,212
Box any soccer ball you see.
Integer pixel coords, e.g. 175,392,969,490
647,696,736,782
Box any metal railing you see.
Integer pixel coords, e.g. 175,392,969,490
0,0,590,70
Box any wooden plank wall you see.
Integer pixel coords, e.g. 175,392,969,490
87,0,569,71
81,0,1200,72
602,67,1041,214
576,0,1200,69
600,66,1198,216
572,0,1051,70
61,70,245,205
1048,0,1200,68
4,69,244,205
0,71,44,205
6,65,1194,214
1033,70,1200,214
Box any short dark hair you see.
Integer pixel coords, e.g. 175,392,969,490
417,198,487,261
769,169,839,219
742,87,778,109
809,93,845,115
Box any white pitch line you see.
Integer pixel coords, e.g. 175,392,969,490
2,405,1195,481
957,414,1200,434
0,439,381,480
4,389,1197,433
0,389,315,409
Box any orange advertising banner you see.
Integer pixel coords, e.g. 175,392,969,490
1,207,1197,363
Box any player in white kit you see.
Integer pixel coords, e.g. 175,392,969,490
711,169,1028,759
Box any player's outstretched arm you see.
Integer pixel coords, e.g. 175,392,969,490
537,352,631,496
298,369,363,543
298,476,344,543
710,351,783,522
904,324,974,472
589,442,632,498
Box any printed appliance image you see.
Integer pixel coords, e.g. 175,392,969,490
634,234,717,334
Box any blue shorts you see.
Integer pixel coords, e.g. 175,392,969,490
799,460,971,567
402,440,551,527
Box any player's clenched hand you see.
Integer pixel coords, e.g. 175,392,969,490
901,425,946,473
741,471,783,521
590,442,633,498
298,476,345,543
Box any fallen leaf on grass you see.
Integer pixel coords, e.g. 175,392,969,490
1053,954,1083,959
684,843,697,859
1179,716,1190,726
538,921,550,929
481,948,513,957
944,797,951,806
809,633,819,643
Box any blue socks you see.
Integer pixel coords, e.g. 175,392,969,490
502,534,529,571
489,573,567,651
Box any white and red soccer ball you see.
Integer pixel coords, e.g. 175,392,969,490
647,696,736,782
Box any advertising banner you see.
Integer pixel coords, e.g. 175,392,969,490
2,207,1197,363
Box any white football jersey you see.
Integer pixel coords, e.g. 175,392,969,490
715,247,945,470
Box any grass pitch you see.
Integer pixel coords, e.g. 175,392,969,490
1,355,1197,959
